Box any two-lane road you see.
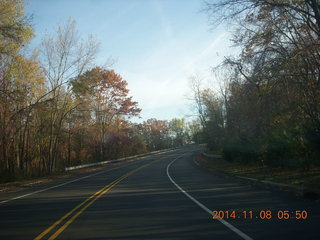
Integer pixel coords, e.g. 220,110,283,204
0,146,319,239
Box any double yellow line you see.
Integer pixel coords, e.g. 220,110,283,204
34,158,162,240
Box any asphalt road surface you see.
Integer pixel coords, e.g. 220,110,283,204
0,146,319,240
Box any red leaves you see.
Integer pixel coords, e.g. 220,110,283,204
74,66,141,122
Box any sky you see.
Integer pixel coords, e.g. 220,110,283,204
25,0,235,122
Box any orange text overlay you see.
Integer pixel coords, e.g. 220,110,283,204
212,210,308,220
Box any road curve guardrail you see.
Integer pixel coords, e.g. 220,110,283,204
201,152,222,159
65,148,176,172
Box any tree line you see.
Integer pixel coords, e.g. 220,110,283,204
0,0,199,182
193,0,320,168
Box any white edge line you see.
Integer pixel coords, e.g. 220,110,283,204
166,154,254,240
0,154,157,205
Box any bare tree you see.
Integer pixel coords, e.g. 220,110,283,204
188,75,207,128
39,19,100,172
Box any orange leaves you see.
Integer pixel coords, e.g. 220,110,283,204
73,66,141,124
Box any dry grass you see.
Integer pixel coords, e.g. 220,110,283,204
195,153,320,192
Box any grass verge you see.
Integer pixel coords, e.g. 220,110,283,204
195,153,320,195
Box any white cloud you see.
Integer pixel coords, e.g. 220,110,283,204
122,31,231,121
115,4,232,121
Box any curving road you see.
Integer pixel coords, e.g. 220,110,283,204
0,146,319,240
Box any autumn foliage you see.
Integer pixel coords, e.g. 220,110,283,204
0,1,194,182
199,0,320,167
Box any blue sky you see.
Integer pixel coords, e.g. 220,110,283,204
26,0,234,122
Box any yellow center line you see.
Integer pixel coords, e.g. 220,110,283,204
47,174,130,240
33,171,131,240
34,154,177,240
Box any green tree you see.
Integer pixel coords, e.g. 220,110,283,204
169,118,188,147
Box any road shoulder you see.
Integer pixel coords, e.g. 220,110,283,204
194,152,320,201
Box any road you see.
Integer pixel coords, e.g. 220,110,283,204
0,146,319,240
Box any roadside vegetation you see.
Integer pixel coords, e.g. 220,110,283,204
196,154,320,193
0,0,198,183
190,0,320,188
2,0,319,187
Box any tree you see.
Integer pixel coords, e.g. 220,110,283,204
169,118,188,147
39,19,100,172
138,119,172,150
0,0,33,56
187,119,203,144
187,74,225,150
188,75,207,128
0,0,46,178
204,0,320,166
71,67,141,161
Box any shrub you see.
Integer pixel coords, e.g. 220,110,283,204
222,135,262,164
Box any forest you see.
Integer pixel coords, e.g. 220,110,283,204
0,0,198,182
1,0,320,183
193,0,320,169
